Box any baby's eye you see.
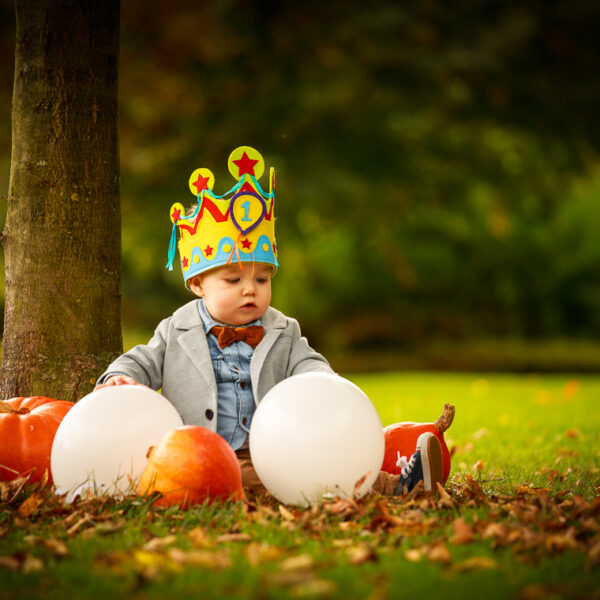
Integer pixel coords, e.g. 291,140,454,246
256,278,268,284
226,278,240,284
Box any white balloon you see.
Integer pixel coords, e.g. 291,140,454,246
51,385,183,499
249,372,384,505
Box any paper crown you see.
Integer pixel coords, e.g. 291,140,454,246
166,146,278,286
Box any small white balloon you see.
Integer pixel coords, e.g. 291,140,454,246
249,372,384,505
51,385,183,499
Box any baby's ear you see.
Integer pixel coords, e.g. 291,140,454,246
188,276,204,298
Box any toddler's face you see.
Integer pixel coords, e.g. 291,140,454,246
189,263,272,326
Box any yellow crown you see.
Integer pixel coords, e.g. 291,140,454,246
166,146,278,286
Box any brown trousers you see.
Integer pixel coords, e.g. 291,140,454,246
235,449,401,497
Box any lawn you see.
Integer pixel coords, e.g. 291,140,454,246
1,372,599,600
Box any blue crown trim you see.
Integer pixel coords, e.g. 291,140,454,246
182,234,278,283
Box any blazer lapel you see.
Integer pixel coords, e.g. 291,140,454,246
250,307,287,398
174,300,218,397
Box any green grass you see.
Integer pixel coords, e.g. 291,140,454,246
354,372,600,496
1,372,599,600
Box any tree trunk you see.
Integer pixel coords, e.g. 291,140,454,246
0,0,122,402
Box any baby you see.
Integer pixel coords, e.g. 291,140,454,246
97,147,443,496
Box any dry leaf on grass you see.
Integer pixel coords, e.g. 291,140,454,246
143,535,177,552
346,545,377,565
450,517,474,544
279,554,315,571
17,492,45,518
187,526,212,547
0,556,21,571
215,532,252,543
245,542,284,566
288,578,337,598
435,482,455,508
167,547,231,569
451,556,499,572
278,504,296,521
427,542,453,564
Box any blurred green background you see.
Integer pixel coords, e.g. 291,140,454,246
1,0,599,372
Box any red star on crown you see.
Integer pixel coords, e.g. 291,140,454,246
204,245,213,257
171,207,181,222
233,151,259,177
192,173,211,194
241,239,252,250
182,256,189,268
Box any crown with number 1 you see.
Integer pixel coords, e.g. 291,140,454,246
166,146,278,287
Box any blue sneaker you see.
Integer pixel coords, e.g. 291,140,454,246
394,432,444,494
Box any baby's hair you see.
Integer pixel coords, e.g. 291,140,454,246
186,203,199,217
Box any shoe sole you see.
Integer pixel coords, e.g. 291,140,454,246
417,432,444,492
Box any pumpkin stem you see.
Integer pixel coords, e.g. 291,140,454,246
0,399,30,415
433,403,455,433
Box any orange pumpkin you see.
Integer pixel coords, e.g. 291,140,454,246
0,396,74,484
138,425,243,508
382,403,455,484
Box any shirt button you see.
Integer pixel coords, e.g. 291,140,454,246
240,382,246,389
242,417,247,425
205,409,214,421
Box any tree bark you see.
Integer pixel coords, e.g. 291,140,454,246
1,0,122,401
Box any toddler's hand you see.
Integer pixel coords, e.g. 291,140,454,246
95,375,145,389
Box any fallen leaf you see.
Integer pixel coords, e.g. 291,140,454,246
404,548,424,562
67,515,92,536
426,542,452,564
519,583,558,600
545,528,578,552
279,554,314,571
464,475,489,503
245,542,284,566
279,505,296,521
451,556,499,572
324,497,359,518
288,578,337,598
22,554,44,573
18,493,45,518
472,428,489,440
562,380,580,399
215,532,252,543
556,447,580,458
450,517,474,545
44,538,69,557
188,527,212,547
167,547,231,569
481,521,508,540
1,474,32,503
93,518,126,534
346,545,377,565
435,483,454,508
133,549,182,580
0,556,20,571
352,472,370,498
514,485,551,497
144,535,177,551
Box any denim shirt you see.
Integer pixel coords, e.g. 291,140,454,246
198,299,260,450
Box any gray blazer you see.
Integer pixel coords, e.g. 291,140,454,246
99,300,334,430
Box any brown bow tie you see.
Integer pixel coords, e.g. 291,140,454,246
210,325,264,349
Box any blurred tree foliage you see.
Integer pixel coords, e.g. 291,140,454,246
1,0,600,361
